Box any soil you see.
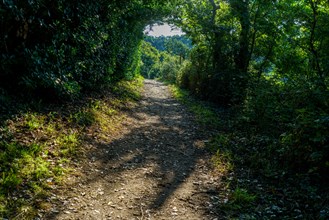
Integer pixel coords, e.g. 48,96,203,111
43,80,220,220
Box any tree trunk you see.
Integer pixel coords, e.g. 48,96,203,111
231,0,251,73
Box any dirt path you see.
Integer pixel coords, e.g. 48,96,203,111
44,80,220,220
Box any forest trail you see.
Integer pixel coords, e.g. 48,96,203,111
44,80,220,220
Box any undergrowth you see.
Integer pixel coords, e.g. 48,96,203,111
0,76,143,219
169,84,221,128
169,83,329,219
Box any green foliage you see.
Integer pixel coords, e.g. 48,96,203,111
144,35,192,52
158,53,181,83
1,170,23,192
176,54,212,99
226,188,256,210
0,75,144,218
0,0,328,216
56,132,79,156
169,84,190,102
112,75,144,102
211,149,234,174
70,110,96,127
0,0,179,100
140,41,160,79
169,84,220,128
140,35,192,81
172,0,329,178
0,141,48,193
174,0,250,105
25,113,45,130
165,38,190,59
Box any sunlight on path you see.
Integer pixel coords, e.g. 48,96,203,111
45,80,220,220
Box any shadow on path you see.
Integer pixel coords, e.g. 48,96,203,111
45,80,219,219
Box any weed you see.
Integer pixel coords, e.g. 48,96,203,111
53,165,66,177
208,134,230,151
169,84,220,128
211,149,234,174
45,122,56,134
29,143,42,155
110,99,124,108
113,75,143,101
90,100,102,110
25,113,44,130
227,188,256,209
0,76,144,218
190,104,219,127
169,84,189,103
34,157,50,179
1,170,22,192
70,110,95,126
14,204,36,220
56,132,79,156
0,195,6,216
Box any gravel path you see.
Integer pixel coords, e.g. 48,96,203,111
44,80,220,220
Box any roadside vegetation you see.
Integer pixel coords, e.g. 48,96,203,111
139,1,329,218
1,0,328,219
0,76,143,219
169,84,328,219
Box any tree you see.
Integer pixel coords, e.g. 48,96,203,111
140,41,160,79
0,0,180,99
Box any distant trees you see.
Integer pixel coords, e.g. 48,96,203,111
140,35,192,81
144,35,192,53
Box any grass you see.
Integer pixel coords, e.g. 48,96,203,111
168,84,234,173
168,82,261,216
211,149,234,174
24,113,45,130
0,76,144,219
224,187,256,210
169,82,329,219
169,84,220,128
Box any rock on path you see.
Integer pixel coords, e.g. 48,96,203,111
44,80,221,220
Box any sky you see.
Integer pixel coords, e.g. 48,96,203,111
144,23,184,37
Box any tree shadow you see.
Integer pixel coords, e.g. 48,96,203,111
44,80,218,219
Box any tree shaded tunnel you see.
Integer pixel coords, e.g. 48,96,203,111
1,0,328,219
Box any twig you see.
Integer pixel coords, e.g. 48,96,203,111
140,205,144,220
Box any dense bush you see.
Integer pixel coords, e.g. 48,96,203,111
174,0,329,177
158,53,181,83
0,0,176,100
140,41,160,79
242,78,329,175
